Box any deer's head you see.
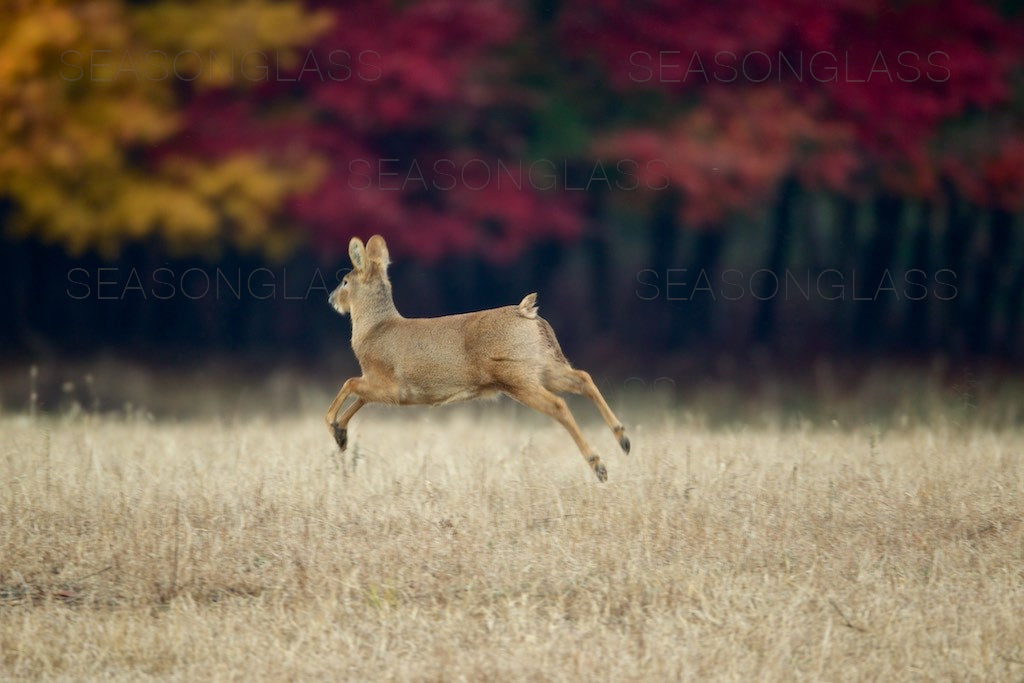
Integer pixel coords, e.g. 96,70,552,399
329,235,393,316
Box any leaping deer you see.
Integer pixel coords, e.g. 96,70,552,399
326,235,630,482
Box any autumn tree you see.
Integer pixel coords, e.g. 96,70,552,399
177,0,583,267
0,0,330,258
556,0,1022,351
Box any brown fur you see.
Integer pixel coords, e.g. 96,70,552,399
326,235,629,482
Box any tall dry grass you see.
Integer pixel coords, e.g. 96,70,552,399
1,402,1023,680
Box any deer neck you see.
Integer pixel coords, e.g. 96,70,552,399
350,287,401,348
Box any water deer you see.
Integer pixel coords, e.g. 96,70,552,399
326,235,630,481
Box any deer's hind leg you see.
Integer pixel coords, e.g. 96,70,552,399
544,366,630,455
505,383,607,482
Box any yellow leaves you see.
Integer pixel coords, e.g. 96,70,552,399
115,179,217,241
1,0,166,186
0,4,79,84
4,152,324,259
0,0,332,258
132,0,333,88
136,0,331,53
159,154,326,256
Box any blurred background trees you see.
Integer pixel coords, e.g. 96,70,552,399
2,0,1023,373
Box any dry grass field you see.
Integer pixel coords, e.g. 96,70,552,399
2,396,1024,680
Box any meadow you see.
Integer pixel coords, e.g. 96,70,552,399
2,387,1023,680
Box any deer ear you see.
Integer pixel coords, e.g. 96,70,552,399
366,234,390,267
349,237,366,271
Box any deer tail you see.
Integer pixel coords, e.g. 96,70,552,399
517,292,538,319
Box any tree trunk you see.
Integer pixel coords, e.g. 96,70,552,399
830,195,860,352
528,239,565,303
0,227,27,351
1002,228,1024,359
854,192,904,347
972,207,1014,356
669,228,724,347
940,179,972,356
585,190,611,334
648,189,681,351
754,176,797,345
902,202,932,352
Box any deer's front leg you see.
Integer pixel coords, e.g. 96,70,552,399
331,397,366,450
325,376,398,451
325,377,362,450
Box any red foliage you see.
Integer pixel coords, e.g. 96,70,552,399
165,0,1023,255
289,152,582,263
942,121,1024,212
171,0,581,263
560,0,1021,204
303,0,518,130
821,0,1014,162
594,88,859,226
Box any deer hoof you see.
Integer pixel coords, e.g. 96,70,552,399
332,424,348,451
614,425,630,454
594,463,608,482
